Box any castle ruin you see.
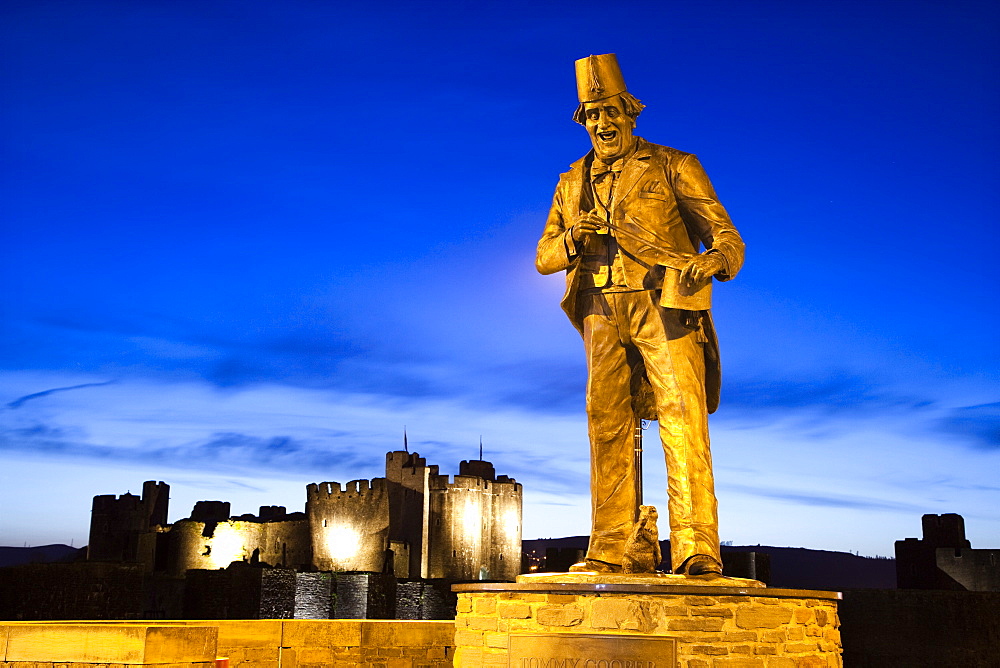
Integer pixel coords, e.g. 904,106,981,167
87,450,522,582
895,512,1000,591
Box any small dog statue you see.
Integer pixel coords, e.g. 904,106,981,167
622,505,662,574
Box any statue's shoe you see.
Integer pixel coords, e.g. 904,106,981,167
682,554,723,576
568,559,622,573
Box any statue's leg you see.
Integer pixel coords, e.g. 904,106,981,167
581,292,638,568
629,294,721,573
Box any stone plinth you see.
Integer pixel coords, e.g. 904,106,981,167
0,623,217,666
0,620,455,668
453,581,842,667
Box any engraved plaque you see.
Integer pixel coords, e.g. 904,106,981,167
508,633,677,668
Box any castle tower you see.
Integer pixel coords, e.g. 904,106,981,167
921,513,971,549
489,473,522,581
87,481,169,568
425,460,522,580
306,479,390,573
895,513,998,591
385,450,439,578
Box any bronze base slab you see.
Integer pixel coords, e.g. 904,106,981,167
517,570,766,587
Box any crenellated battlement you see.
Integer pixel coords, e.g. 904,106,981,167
491,479,522,495
385,450,442,486
426,472,518,493
91,493,141,512
454,474,490,490
460,459,496,481
307,481,340,496
386,450,426,471
307,477,388,502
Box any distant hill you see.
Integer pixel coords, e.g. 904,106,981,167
0,544,85,568
523,537,896,591
723,545,895,590
524,536,591,550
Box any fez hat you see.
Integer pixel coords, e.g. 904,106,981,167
575,53,627,103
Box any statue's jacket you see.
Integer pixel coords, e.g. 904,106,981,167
536,137,745,413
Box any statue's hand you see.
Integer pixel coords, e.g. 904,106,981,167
570,211,605,243
679,252,725,286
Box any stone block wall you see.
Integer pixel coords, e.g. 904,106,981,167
294,572,333,619
183,567,295,620
198,620,283,668
1,620,456,668
0,663,214,667
839,588,1000,667
397,579,458,620
0,623,217,666
454,586,841,668
279,620,454,667
175,619,454,667
331,572,397,619
0,563,147,621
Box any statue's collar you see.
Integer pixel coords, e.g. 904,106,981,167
572,137,652,172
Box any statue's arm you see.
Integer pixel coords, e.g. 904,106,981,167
536,182,578,275
673,154,745,281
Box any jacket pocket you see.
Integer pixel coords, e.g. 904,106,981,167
638,190,669,201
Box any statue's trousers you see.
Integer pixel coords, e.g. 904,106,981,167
580,289,721,572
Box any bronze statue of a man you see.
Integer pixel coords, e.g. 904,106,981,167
536,54,745,576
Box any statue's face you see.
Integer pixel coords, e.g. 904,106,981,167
583,95,635,162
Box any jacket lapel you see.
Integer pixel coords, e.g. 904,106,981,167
566,153,591,215
613,139,652,209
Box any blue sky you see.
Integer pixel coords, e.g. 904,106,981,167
2,0,998,557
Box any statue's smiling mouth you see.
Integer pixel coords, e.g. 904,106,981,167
598,131,617,142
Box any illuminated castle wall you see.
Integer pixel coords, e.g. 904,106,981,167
167,502,312,574
88,450,522,581
306,478,391,574
426,458,521,580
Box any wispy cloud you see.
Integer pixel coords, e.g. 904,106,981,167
721,372,934,415
5,312,970,444
484,359,586,415
168,478,269,494
725,483,926,513
7,381,117,409
1,370,996,553
0,372,587,488
936,402,1000,450
0,425,377,478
